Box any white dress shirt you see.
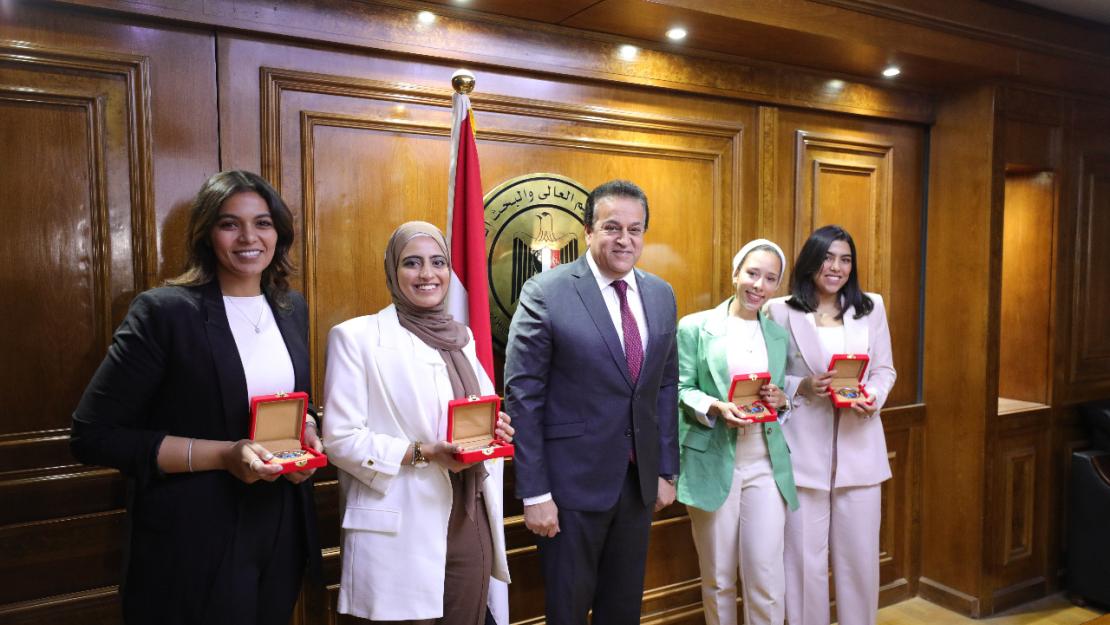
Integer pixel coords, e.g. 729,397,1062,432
585,251,649,358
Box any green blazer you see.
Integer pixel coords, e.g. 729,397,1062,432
675,298,799,512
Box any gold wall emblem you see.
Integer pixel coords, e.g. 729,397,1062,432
485,174,587,348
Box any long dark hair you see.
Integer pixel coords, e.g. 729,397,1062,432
166,170,296,310
786,225,873,319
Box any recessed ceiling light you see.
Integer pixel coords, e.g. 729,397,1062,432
618,44,639,60
882,66,901,78
666,27,687,41
417,11,436,24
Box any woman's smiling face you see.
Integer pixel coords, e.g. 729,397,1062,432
396,235,450,309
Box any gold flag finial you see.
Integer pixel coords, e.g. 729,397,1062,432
451,69,476,94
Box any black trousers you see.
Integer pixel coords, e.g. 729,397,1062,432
537,463,653,625
203,481,306,625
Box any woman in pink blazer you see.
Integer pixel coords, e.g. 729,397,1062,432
765,225,896,625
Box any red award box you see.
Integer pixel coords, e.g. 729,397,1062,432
446,394,515,463
249,391,327,474
827,353,871,408
727,372,777,423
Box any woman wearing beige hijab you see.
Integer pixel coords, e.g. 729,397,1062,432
323,222,513,624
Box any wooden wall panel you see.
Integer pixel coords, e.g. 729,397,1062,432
1000,444,1036,567
998,172,1055,404
0,511,124,605
0,93,108,435
988,419,1050,612
1057,100,1110,403
0,43,150,438
920,86,998,617
1068,154,1110,385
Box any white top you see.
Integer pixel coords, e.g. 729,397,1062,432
726,316,770,376
223,295,295,403
814,321,847,358
585,251,649,358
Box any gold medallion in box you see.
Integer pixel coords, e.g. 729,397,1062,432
447,394,514,463
249,392,328,474
727,372,777,423
485,174,587,348
826,354,871,408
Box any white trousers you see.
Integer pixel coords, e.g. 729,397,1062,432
687,428,787,625
783,485,881,625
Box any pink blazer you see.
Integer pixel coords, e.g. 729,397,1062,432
765,294,896,490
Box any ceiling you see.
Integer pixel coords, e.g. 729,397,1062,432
1017,0,1110,25
415,0,1110,94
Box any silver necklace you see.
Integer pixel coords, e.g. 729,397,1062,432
732,316,763,353
225,296,266,334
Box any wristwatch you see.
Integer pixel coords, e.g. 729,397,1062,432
410,441,429,468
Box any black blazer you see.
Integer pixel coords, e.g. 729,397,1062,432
71,281,321,622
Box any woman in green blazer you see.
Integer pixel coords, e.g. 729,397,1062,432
676,239,799,625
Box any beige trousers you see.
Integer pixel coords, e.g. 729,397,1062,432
687,426,788,625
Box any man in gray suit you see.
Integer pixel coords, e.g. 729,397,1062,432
505,179,679,625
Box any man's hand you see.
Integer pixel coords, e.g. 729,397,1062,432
655,477,676,512
524,499,560,537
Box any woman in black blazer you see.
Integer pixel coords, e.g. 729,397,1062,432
71,171,322,625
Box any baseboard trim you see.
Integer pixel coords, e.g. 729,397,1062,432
918,576,980,617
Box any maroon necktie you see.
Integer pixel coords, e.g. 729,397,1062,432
612,280,643,384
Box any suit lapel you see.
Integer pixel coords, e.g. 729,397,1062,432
789,305,829,375
760,311,787,382
375,306,442,442
572,257,634,389
201,281,249,438
702,300,732,400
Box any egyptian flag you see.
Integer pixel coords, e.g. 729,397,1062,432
445,74,495,380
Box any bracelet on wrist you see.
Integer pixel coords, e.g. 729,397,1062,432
410,441,429,468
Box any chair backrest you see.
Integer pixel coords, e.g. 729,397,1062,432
1079,400,1110,451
